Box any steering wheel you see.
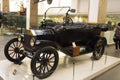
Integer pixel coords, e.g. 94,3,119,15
63,17,73,26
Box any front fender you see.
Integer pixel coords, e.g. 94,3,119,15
16,33,24,42
93,36,107,46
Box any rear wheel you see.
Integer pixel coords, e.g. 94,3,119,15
4,38,25,64
31,46,59,79
92,38,105,60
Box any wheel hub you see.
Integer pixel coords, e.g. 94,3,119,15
14,47,20,53
41,58,49,66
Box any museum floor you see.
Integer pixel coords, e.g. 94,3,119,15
0,35,120,80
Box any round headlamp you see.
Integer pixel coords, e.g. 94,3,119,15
18,35,21,41
30,37,35,47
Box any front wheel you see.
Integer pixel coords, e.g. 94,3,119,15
4,38,25,64
92,38,105,60
31,46,59,79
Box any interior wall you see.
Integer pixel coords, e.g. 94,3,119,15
71,0,78,13
78,0,120,15
9,0,27,12
78,0,89,14
38,0,72,15
107,0,120,14
5,0,120,14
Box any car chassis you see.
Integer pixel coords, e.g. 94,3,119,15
4,7,108,79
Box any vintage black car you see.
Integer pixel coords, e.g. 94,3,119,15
4,7,108,79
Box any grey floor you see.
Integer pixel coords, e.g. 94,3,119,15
0,35,15,60
92,46,120,80
0,35,120,80
93,64,120,80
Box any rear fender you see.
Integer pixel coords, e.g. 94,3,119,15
94,37,107,46
101,37,107,46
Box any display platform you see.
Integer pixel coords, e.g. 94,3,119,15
0,52,120,80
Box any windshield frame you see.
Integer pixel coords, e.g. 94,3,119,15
44,6,71,20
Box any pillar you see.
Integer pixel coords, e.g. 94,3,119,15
88,0,108,36
77,0,80,13
2,0,9,12
88,0,108,23
97,0,108,23
26,0,38,30
0,0,2,11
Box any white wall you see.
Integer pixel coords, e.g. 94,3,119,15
78,0,89,14
38,0,72,15
7,0,120,15
107,0,120,14
71,0,78,12
60,0,71,6
9,0,27,12
78,0,120,15
38,2,45,15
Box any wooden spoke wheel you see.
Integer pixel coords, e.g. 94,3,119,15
31,46,59,79
4,38,25,64
92,38,105,60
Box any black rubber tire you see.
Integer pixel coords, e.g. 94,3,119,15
31,46,59,79
92,38,105,60
4,38,25,63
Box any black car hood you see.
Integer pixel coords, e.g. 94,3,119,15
29,29,55,36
